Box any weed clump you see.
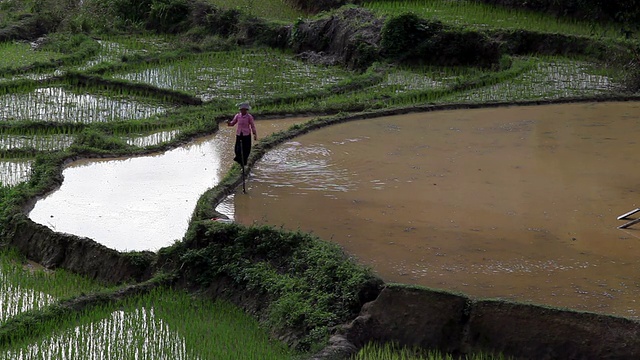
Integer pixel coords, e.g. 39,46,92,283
161,221,384,351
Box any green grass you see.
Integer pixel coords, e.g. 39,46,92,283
204,0,304,22
0,286,298,359
0,248,107,322
353,341,510,360
105,48,352,104
0,42,65,69
363,0,626,38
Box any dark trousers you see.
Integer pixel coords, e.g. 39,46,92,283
234,134,252,166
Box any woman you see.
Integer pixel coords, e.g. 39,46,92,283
227,102,257,167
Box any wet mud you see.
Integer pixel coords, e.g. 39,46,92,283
231,102,640,318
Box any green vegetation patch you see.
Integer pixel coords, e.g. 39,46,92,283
0,286,298,359
0,41,64,69
163,221,384,351
204,0,305,22
353,341,511,360
104,48,352,104
364,0,625,38
0,248,107,322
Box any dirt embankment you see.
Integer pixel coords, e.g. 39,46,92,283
336,285,640,360
4,213,153,285
286,7,631,72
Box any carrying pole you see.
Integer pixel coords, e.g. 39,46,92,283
240,138,246,194
618,217,640,229
617,208,640,220
617,207,640,229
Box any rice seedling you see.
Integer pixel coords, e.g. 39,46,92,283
352,341,510,360
0,249,106,323
76,35,179,71
0,159,33,187
441,56,621,103
0,287,298,360
124,129,182,147
204,0,303,22
105,48,351,103
363,0,624,38
0,86,172,124
0,133,74,152
0,282,54,324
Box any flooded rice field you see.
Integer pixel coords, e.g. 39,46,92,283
28,117,307,251
26,101,640,318
229,101,640,318
2,308,196,359
0,86,171,123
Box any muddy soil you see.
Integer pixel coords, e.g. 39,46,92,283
231,101,640,319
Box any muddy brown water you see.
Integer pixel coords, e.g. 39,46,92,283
228,102,640,319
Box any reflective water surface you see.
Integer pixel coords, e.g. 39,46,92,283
231,102,640,318
28,117,307,251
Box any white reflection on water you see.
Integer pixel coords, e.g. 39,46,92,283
29,132,230,252
28,117,308,252
0,160,33,187
252,141,356,195
0,308,201,360
0,282,54,324
0,87,170,123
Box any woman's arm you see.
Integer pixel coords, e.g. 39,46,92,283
227,114,238,126
249,115,257,140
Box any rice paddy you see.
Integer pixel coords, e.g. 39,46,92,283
124,129,182,147
0,133,74,151
0,160,33,187
0,249,106,322
76,36,178,71
0,86,173,124
363,0,626,38
1,302,295,360
105,49,352,103
1,0,638,358
442,57,620,102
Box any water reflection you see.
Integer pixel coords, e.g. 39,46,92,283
0,308,201,360
28,118,308,252
0,282,54,324
0,160,33,187
0,87,170,123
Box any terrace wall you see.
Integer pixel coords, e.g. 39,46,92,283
6,203,640,359
3,213,153,285
341,284,640,360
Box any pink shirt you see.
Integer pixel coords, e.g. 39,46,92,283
229,112,256,136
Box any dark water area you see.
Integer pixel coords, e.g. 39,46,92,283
230,102,640,319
